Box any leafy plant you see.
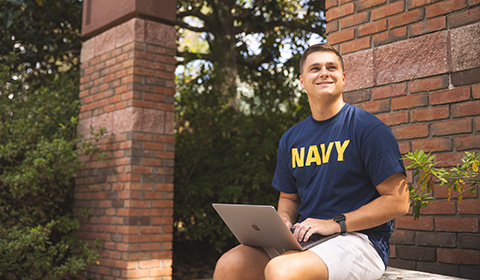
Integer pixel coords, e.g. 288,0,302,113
404,150,479,219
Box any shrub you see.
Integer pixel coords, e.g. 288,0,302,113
0,67,99,279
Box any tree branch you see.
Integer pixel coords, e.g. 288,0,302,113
176,20,207,33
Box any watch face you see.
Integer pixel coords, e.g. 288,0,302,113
334,214,345,221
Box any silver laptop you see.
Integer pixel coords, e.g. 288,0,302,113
212,203,339,257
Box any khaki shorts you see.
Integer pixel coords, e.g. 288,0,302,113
308,232,385,280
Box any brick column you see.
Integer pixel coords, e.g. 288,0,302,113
325,0,479,279
75,15,176,280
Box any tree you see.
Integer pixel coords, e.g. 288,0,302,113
176,0,325,111
173,0,326,267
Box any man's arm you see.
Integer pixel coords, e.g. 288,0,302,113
277,192,301,229
298,172,409,242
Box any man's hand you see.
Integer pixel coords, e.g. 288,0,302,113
291,218,339,242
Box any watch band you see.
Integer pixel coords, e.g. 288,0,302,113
333,214,347,235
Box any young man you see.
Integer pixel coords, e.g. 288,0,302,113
213,44,410,280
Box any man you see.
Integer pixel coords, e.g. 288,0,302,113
213,44,410,280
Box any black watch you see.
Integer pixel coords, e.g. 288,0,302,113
333,214,347,235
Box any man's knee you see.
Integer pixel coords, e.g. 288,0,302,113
213,245,269,280
264,252,328,280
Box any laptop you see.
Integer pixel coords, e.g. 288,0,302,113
212,203,339,257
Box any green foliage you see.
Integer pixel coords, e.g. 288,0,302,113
174,0,322,254
0,0,100,278
404,150,479,219
0,66,100,279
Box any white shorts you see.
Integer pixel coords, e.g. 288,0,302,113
308,232,385,280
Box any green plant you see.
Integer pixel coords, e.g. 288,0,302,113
0,66,101,279
404,150,479,219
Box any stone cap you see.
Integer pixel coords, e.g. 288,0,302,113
82,0,176,38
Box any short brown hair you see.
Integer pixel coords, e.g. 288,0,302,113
299,44,344,74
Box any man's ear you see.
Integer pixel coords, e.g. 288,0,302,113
299,75,305,89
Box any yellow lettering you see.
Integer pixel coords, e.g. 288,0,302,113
305,145,321,166
292,147,305,168
320,142,334,164
335,140,350,161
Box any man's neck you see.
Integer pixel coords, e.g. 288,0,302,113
310,98,346,121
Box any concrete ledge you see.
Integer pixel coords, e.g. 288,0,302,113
197,267,467,280
381,267,467,280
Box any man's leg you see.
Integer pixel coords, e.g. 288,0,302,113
264,251,328,280
213,245,271,280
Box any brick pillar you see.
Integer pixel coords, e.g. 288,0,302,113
325,0,479,279
75,2,176,278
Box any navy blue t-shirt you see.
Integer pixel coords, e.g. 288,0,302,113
272,103,405,267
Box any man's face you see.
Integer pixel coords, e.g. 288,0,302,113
299,51,346,101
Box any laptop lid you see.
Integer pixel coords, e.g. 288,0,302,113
212,203,303,251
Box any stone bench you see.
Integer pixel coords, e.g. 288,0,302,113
197,267,468,280
381,267,466,280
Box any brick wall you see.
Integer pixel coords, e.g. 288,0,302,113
325,0,480,278
75,18,176,279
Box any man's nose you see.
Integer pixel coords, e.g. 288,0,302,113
319,67,329,77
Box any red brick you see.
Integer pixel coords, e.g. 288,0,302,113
390,229,415,245
373,26,407,46
396,216,434,230
151,267,173,277
411,137,453,153
392,93,428,110
452,100,480,117
341,37,371,54
416,231,457,247
455,134,480,150
372,83,407,100
458,200,480,214
326,0,339,10
420,200,456,215
407,0,443,9
473,84,480,99
450,6,480,26
430,87,471,105
410,15,447,37
325,20,339,35
389,9,424,29
139,259,162,269
340,11,369,29
357,19,387,37
122,269,150,278
431,119,472,136
438,249,480,265
392,124,429,140
411,106,450,122
433,152,469,168
426,0,467,18
356,0,387,11
377,111,409,126
327,28,355,44
325,2,354,21
371,1,404,20
117,209,140,217
435,217,478,232
397,246,436,261
357,99,390,114
409,75,449,93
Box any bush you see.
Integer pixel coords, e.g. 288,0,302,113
0,67,99,279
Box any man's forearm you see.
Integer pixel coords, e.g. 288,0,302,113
344,173,410,232
277,192,301,227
